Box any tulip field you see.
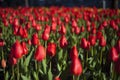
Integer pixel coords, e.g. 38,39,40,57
0,7,120,80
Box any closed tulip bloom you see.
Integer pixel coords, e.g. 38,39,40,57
34,45,46,62
21,41,28,55
47,42,56,57
109,47,119,62
59,35,68,48
70,46,78,60
99,36,106,47
80,38,88,49
70,58,82,76
11,40,23,59
31,33,39,45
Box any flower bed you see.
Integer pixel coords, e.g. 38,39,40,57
0,7,120,80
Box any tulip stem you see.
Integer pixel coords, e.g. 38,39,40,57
73,75,79,80
91,47,93,57
44,41,47,48
17,62,20,80
100,48,103,64
86,51,88,63
11,66,14,80
3,68,5,79
35,60,39,80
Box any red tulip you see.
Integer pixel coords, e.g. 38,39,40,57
21,42,28,55
70,46,78,60
47,42,56,57
3,19,9,27
0,39,5,47
96,31,103,39
88,35,96,46
44,25,51,33
31,33,39,45
102,20,108,27
34,45,46,62
42,31,50,41
25,22,31,30
51,22,57,32
81,26,85,32
32,20,37,28
18,27,23,36
34,24,41,31
13,18,19,27
80,38,88,49
59,24,66,35
59,35,68,48
42,25,50,41
75,26,80,34
110,20,118,31
72,20,77,28
11,40,23,59
115,40,120,53
13,26,19,35
22,28,28,38
70,58,82,76
99,36,106,47
109,47,119,62
8,54,17,65
91,28,96,34
87,25,91,32
27,39,31,45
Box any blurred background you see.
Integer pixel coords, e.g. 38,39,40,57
0,0,119,9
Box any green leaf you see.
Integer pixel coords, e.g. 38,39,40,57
102,73,106,80
57,63,61,71
24,48,34,67
42,59,47,74
33,72,38,80
21,74,29,80
5,71,9,80
39,69,44,75
58,49,63,60
111,39,115,46
47,63,53,80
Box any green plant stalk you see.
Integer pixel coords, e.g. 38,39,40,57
11,66,14,80
83,75,87,80
100,48,103,65
86,51,88,63
35,60,38,78
17,62,20,80
73,75,80,80
91,47,93,57
3,68,5,79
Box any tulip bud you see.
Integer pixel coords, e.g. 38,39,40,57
1,59,6,68
47,42,56,57
109,47,119,62
99,36,106,47
21,42,28,55
31,33,39,45
59,35,68,48
88,35,96,46
70,58,82,76
8,54,17,65
34,45,46,62
70,46,78,60
11,40,23,59
80,38,88,49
